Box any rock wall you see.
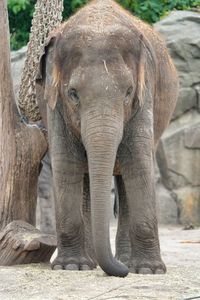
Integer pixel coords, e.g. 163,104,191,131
11,46,26,102
36,154,56,235
11,10,200,228
155,11,200,225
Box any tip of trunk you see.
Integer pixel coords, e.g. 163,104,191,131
99,257,129,277
94,237,129,277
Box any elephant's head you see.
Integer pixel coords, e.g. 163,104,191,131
36,22,155,277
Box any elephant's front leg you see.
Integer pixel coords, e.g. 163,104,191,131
82,174,97,266
52,166,94,270
120,136,166,275
49,110,95,271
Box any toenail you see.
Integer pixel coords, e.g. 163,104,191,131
64,264,79,270
138,267,153,274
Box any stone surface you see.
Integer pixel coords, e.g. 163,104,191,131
184,123,200,149
156,183,178,225
36,153,56,235
155,11,200,87
155,11,200,225
172,87,197,120
174,187,200,225
155,11,200,120
11,46,26,102
157,111,200,190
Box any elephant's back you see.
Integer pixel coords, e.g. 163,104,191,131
63,0,171,62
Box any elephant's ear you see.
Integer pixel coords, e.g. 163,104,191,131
136,43,146,106
36,35,59,111
135,35,156,107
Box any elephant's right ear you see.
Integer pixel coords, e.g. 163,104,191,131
36,36,59,111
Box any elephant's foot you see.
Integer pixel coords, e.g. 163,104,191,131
129,256,166,274
51,254,96,271
126,222,166,274
116,242,166,274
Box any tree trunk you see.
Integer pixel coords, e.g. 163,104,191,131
0,0,56,265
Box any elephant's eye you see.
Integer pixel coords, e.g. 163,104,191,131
124,86,133,105
68,88,79,104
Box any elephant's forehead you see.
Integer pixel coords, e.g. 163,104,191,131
65,57,133,96
59,25,133,52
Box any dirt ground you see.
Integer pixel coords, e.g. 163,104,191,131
0,224,200,300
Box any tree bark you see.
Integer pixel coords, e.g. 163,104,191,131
0,221,56,265
0,0,56,265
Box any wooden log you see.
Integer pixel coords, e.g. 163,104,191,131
0,0,57,266
0,221,57,266
0,0,48,231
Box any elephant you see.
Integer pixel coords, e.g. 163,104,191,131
36,0,179,277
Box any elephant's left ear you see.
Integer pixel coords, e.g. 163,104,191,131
36,34,59,111
135,35,156,107
136,43,146,106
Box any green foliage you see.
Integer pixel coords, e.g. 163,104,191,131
8,0,200,50
8,0,35,50
8,0,29,13
117,0,200,23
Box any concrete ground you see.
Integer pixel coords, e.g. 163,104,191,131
0,225,200,300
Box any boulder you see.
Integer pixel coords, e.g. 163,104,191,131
155,11,200,225
155,11,200,121
156,182,178,225
157,110,200,190
174,187,200,225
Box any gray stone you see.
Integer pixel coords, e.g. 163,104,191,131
172,88,197,120
36,153,56,235
157,110,200,190
155,11,200,124
156,183,178,225
184,123,200,149
174,186,200,225
11,46,27,101
155,11,200,224
155,11,200,88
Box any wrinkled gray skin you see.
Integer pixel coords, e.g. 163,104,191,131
36,0,179,277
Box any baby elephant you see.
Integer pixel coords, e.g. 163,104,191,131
36,0,179,277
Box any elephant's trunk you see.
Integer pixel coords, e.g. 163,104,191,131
82,112,129,277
